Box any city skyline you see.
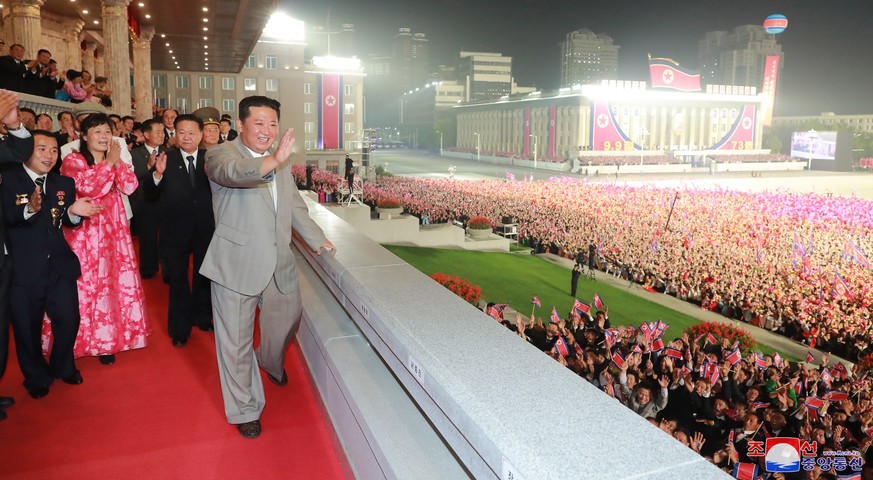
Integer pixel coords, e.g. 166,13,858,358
282,0,872,117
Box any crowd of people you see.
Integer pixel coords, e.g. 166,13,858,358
492,301,872,478
0,91,332,441
361,176,873,365
0,44,113,106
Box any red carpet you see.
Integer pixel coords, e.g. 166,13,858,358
0,265,349,479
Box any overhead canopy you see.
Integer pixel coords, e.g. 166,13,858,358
45,0,278,73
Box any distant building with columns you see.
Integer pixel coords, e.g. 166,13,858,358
455,81,767,161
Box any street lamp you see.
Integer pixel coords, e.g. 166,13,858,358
638,128,649,177
474,132,480,161
436,130,443,156
530,134,538,169
807,129,818,172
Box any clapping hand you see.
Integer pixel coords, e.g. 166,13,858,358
106,140,122,167
0,90,20,129
28,185,42,213
153,151,167,176
69,197,103,217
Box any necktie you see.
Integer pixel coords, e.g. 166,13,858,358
186,155,196,188
34,175,45,191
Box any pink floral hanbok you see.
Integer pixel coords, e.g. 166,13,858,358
52,153,150,357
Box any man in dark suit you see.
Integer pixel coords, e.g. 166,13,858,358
161,109,178,148
145,114,215,346
22,49,62,99
0,44,27,92
1,130,101,400
130,119,167,279
218,117,238,143
201,96,334,438
0,90,35,420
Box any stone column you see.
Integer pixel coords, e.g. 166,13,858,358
101,0,131,114
10,0,44,59
63,19,84,71
132,25,153,121
81,41,96,76
94,54,105,77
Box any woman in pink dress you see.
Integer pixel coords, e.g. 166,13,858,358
60,113,149,364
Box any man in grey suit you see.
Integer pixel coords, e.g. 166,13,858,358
201,96,335,439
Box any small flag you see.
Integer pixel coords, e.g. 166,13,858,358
727,430,735,445
806,352,815,363
573,342,585,355
550,307,561,324
531,296,541,307
593,293,605,310
826,391,849,402
573,299,591,315
864,426,873,438
650,338,665,352
833,271,855,300
553,336,570,357
611,350,626,368
731,339,740,350
706,332,717,345
821,369,834,389
681,365,691,376
505,171,516,181
654,320,670,337
709,368,720,387
749,401,770,410
639,323,653,338
725,348,742,365
603,328,616,348
632,344,643,355
773,352,784,368
487,304,506,320
754,353,767,369
665,348,683,359
837,473,861,480
833,362,848,379
805,396,825,411
730,462,759,480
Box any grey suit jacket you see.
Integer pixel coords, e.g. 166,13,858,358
200,137,327,296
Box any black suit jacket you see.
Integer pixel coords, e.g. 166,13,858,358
0,56,26,92
218,130,238,144
0,166,81,286
0,133,35,270
143,148,214,245
22,64,62,99
130,144,168,212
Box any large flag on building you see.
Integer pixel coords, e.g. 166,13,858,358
648,56,701,92
318,73,342,150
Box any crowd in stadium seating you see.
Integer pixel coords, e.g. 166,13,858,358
361,176,873,365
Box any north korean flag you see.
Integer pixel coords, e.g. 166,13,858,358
553,336,570,357
612,350,626,368
318,74,342,150
531,296,541,307
806,351,815,363
593,293,605,310
665,348,683,359
573,299,591,315
649,57,701,92
730,462,759,480
826,391,849,402
725,348,742,366
754,353,768,370
650,338,665,352
706,332,717,345
550,307,561,324
821,369,834,389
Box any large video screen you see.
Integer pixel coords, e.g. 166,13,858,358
791,131,838,161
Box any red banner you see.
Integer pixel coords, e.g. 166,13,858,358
709,105,756,150
319,74,341,150
649,58,701,92
761,55,780,126
590,100,634,151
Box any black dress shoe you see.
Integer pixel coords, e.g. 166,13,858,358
172,337,187,347
236,420,262,439
197,323,214,332
0,396,14,409
99,354,116,365
266,369,288,386
28,386,49,399
61,371,84,385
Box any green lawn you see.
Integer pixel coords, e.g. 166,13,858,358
385,245,794,359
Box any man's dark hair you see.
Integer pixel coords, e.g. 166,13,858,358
9,44,23,51
219,118,231,126
239,96,280,122
19,107,36,117
57,110,73,122
174,113,203,131
37,49,51,57
35,113,51,123
220,113,232,120
141,118,162,133
132,121,142,132
108,114,122,123
122,115,134,123
30,129,55,140
162,109,177,118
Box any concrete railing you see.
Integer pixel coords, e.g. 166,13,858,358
293,197,729,480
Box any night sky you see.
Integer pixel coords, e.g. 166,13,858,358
282,0,873,116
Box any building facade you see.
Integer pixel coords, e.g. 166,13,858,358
698,25,784,87
457,51,513,102
560,29,620,87
773,112,873,134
